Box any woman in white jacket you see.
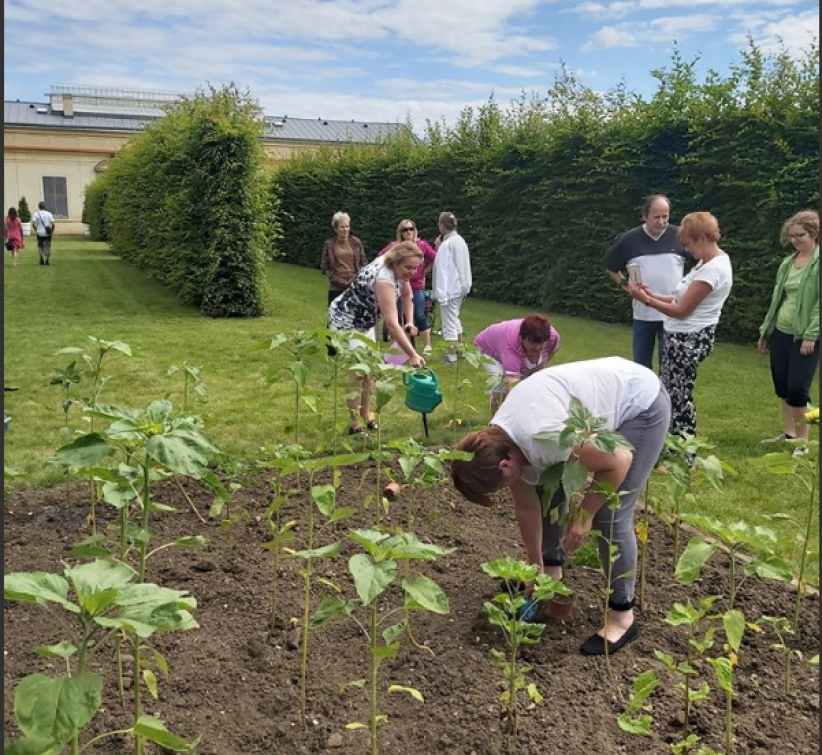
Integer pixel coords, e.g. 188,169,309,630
432,211,472,363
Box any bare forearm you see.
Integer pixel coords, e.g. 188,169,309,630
402,291,414,326
387,321,417,357
513,491,544,567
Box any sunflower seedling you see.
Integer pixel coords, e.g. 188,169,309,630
617,669,660,736
481,557,571,755
311,528,454,755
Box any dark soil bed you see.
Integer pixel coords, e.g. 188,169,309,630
4,466,819,754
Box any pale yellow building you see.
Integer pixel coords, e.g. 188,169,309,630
4,85,405,234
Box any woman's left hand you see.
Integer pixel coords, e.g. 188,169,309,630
404,323,419,338
800,340,816,356
560,513,593,554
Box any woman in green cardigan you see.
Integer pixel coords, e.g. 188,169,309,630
758,210,819,447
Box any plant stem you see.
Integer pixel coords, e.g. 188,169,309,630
294,384,300,446
792,463,817,635
116,497,128,704
370,599,379,755
684,624,694,731
638,481,649,609
507,628,518,755
724,686,733,754
173,476,207,524
270,509,281,628
728,551,737,611
78,727,134,754
299,471,315,730
133,457,150,755
672,494,681,573
332,361,339,455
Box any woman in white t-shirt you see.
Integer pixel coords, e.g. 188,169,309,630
629,212,733,439
328,241,425,434
450,357,671,657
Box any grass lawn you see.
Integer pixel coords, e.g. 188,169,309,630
4,237,818,578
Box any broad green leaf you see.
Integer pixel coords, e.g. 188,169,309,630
722,610,745,652
388,685,424,703
382,620,408,645
751,556,794,583
288,361,309,390
373,642,400,661
293,542,341,560
310,595,355,628
3,736,61,755
374,379,396,412
328,507,358,525
48,433,111,470
146,432,211,477
709,657,733,694
687,682,710,702
143,670,159,701
402,576,450,615
133,715,200,752
171,536,206,549
562,459,589,496
66,560,135,604
675,538,717,585
153,649,169,677
628,670,660,709
617,713,653,736
14,673,102,746
311,484,336,516
653,650,676,668
4,573,78,613
526,683,543,704
36,642,78,660
349,529,391,557
97,583,198,637
349,554,397,605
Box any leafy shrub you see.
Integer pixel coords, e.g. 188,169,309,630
269,44,819,343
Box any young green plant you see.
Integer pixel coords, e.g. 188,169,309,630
481,557,571,755
617,669,661,737
653,597,718,732
311,528,454,755
4,560,199,755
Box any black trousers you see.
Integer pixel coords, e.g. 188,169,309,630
768,329,820,407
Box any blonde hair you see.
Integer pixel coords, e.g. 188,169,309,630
678,212,721,244
450,427,517,506
383,240,423,269
781,210,819,245
395,219,418,242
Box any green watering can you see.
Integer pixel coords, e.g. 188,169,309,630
403,367,443,438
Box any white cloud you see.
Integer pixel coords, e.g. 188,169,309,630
729,8,819,51
649,14,719,35
570,0,801,18
583,26,639,50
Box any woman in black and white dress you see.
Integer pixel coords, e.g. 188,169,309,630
329,241,426,434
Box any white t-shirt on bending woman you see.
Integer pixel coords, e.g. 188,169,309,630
490,356,661,476
664,254,733,333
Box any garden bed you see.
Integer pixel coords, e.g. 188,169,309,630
4,465,819,755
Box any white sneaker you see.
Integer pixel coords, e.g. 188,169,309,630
444,353,457,364
422,345,432,355
792,447,809,458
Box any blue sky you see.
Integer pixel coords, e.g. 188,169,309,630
3,0,818,130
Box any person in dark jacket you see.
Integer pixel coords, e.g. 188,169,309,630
320,211,367,305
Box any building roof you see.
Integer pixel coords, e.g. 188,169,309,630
4,98,406,145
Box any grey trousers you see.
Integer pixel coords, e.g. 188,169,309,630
541,386,671,607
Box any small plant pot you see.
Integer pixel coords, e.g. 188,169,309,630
545,594,575,620
382,482,402,501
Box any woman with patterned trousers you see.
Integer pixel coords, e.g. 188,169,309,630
629,212,733,439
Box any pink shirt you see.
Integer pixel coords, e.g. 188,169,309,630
475,319,561,377
378,239,437,290
4,216,24,249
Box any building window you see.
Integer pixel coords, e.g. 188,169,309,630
43,177,69,218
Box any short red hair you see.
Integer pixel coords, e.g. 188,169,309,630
519,315,552,343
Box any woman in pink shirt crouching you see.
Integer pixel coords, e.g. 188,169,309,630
475,315,561,409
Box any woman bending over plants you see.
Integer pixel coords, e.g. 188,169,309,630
449,357,670,655
328,241,425,434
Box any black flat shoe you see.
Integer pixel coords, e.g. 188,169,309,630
348,425,364,435
366,420,379,431
579,622,640,656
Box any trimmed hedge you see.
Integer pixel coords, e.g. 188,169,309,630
270,46,819,342
85,86,270,317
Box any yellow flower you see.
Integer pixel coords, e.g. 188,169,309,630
806,407,819,424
